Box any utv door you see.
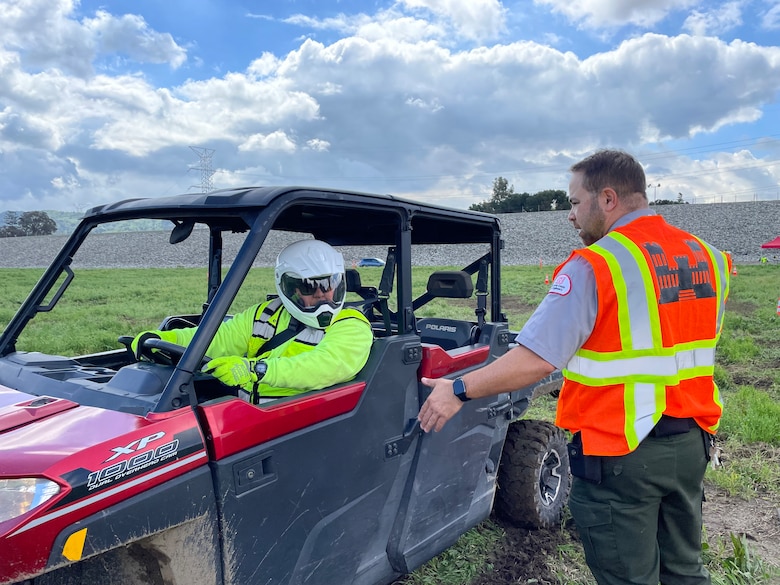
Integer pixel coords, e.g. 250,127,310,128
386,323,513,573
198,334,425,585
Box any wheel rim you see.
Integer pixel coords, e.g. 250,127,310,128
538,447,563,506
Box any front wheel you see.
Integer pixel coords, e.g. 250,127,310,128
495,419,571,529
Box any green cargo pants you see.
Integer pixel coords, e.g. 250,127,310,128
568,427,710,585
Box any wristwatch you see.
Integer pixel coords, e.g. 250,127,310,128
253,359,268,380
452,377,470,402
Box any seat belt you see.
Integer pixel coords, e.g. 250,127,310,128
260,316,303,354
377,247,396,336
475,259,489,329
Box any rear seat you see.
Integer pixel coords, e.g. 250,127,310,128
416,318,475,350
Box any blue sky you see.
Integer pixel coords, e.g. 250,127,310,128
1,0,779,214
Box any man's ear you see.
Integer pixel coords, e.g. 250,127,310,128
600,187,619,211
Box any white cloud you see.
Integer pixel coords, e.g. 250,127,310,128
284,11,446,43
283,1,504,43
245,13,274,22
1,1,779,213
761,0,780,29
306,138,331,151
0,0,186,77
683,1,744,35
405,96,443,112
398,0,507,40
533,0,699,28
645,148,780,204
89,73,321,156
239,131,297,153
83,10,187,69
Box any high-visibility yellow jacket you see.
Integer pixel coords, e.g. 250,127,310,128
555,215,730,456
170,298,373,397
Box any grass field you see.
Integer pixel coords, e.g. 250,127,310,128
1,264,779,584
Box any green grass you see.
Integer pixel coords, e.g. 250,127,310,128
704,533,775,585
1,264,779,584
398,522,506,585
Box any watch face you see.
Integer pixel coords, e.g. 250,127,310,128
453,377,469,402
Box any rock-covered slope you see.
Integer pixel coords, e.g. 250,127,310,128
1,201,777,268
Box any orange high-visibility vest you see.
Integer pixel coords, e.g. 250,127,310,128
555,215,730,456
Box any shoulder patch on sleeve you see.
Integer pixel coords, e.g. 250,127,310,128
549,274,572,296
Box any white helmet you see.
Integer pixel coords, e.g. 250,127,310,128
274,240,346,329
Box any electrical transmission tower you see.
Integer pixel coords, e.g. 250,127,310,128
189,146,216,192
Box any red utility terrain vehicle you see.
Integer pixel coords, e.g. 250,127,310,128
0,187,568,585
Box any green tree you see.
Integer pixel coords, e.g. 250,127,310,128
0,210,58,237
19,211,58,235
544,189,571,210
470,177,516,213
470,181,569,213
0,224,24,237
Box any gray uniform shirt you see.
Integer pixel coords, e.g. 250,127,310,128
515,208,656,369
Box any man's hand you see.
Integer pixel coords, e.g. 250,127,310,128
418,377,463,433
204,356,257,388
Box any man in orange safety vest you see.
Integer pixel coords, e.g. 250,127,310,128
417,149,730,585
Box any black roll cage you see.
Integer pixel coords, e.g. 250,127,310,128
0,186,505,413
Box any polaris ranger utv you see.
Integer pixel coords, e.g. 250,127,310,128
0,186,568,585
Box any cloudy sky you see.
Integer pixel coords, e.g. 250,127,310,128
1,0,779,214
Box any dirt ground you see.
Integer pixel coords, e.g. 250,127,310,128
470,485,780,584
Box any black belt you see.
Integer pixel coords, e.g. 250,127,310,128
649,415,698,437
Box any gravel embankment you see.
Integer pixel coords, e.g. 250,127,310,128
0,201,777,268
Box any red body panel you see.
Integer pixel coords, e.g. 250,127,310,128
0,386,150,475
0,386,207,585
201,382,365,460
0,395,78,434
419,345,489,379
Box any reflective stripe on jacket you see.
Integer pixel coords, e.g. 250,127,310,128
555,215,730,456
248,300,373,397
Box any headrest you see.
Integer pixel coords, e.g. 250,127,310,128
426,271,474,299
345,268,362,292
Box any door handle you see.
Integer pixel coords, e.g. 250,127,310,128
384,418,422,459
476,397,515,420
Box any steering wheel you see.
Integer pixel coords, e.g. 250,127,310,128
118,335,211,368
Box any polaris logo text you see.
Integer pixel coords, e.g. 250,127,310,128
424,324,457,332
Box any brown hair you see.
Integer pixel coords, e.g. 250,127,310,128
570,149,647,201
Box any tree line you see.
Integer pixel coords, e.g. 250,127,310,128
0,182,693,238
469,177,688,214
0,211,57,237
469,177,570,213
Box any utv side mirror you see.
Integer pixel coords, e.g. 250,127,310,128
170,220,195,244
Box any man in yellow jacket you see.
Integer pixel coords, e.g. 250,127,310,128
418,150,729,585
133,240,373,402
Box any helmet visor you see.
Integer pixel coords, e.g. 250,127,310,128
281,272,346,312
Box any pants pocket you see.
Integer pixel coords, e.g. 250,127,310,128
568,495,625,576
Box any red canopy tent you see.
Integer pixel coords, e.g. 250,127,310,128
761,236,780,249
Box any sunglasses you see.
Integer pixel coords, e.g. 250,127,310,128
296,275,341,296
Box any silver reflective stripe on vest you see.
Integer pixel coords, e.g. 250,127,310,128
596,235,655,350
296,327,325,345
632,382,658,440
567,346,716,381
252,298,284,339
697,238,729,331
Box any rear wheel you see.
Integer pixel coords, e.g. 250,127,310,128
495,419,570,529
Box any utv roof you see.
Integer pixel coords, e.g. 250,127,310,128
83,186,501,246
